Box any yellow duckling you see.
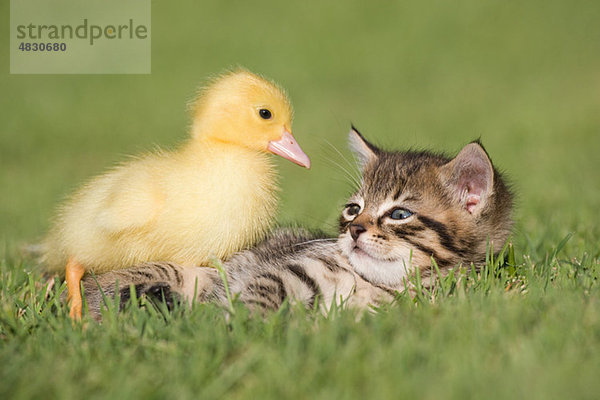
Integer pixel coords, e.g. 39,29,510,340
44,69,310,319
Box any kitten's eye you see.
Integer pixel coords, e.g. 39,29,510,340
345,204,361,216
259,109,272,119
390,208,413,220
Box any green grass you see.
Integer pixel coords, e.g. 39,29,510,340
1,0,599,398
1,242,599,399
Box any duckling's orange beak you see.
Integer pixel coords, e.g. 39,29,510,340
267,130,311,169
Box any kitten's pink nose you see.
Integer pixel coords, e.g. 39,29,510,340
350,224,366,241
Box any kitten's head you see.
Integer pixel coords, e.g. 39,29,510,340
338,127,513,287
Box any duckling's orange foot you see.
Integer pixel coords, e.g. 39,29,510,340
66,258,85,320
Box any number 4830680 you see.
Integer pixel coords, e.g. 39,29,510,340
18,42,67,52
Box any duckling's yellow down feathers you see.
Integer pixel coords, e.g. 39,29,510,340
44,69,309,275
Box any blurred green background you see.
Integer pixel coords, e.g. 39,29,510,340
1,0,599,256
1,3,600,399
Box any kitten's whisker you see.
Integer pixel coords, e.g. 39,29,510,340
323,140,357,169
293,238,337,247
320,152,362,188
327,161,361,188
323,139,362,180
318,139,362,186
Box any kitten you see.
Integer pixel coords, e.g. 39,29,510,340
339,126,513,287
83,229,396,318
82,128,513,319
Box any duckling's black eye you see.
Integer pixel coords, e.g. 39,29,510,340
390,208,413,220
259,109,272,119
346,204,361,216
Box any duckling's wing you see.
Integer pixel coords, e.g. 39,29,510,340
94,167,166,235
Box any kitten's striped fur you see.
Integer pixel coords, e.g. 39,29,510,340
339,127,512,287
83,229,397,318
82,128,513,319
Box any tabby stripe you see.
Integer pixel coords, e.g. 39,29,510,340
165,262,183,286
246,298,277,311
245,291,280,309
306,293,319,309
392,186,403,200
258,273,288,303
391,226,425,238
130,271,157,281
196,285,211,302
248,283,276,295
431,257,453,269
353,270,372,286
315,256,344,273
210,273,225,290
401,236,453,268
417,215,467,256
286,263,321,303
247,283,282,307
152,263,170,280
404,225,426,233
375,284,399,298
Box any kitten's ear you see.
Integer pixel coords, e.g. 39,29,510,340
441,142,494,215
348,125,380,169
